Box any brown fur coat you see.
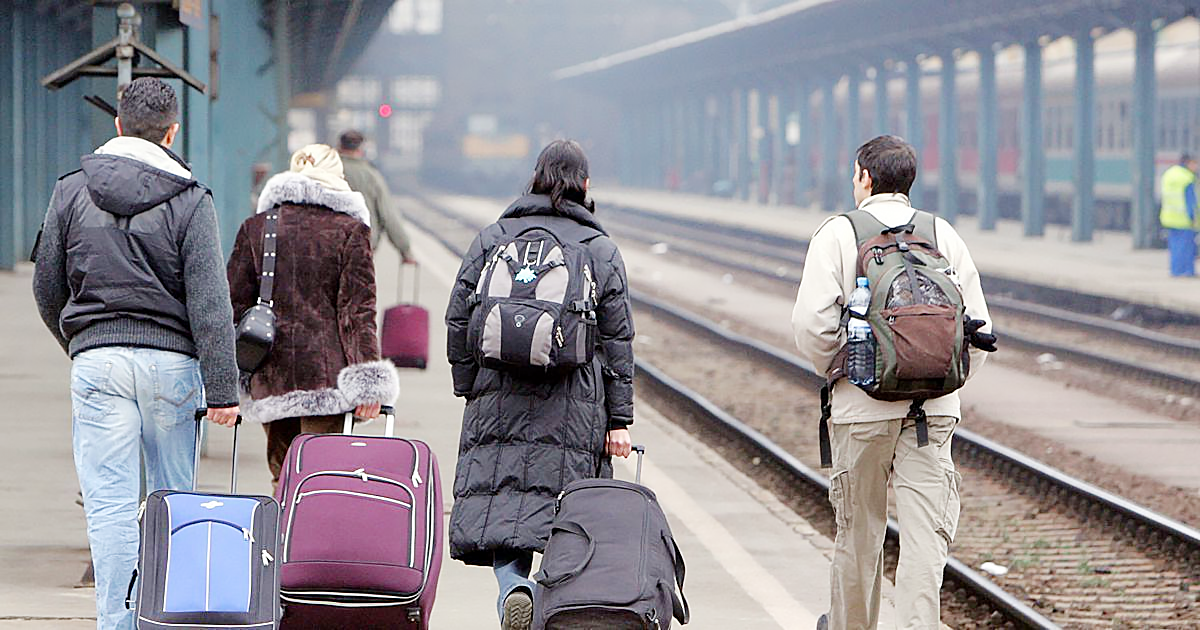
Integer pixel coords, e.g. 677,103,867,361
228,172,398,423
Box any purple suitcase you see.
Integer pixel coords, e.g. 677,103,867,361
381,263,429,369
274,407,443,629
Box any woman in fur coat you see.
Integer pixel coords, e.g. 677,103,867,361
227,144,399,484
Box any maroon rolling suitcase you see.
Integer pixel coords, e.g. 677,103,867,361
381,263,429,369
274,406,444,629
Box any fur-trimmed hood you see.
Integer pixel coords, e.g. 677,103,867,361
255,171,370,226
239,360,399,424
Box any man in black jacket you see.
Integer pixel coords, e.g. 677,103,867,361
32,77,239,630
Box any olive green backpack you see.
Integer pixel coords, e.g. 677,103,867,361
819,209,969,467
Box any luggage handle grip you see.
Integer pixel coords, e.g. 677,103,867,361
532,520,595,588
632,444,645,484
194,408,242,494
124,568,137,610
344,405,396,437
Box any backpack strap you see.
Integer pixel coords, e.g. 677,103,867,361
909,210,939,250
842,209,890,250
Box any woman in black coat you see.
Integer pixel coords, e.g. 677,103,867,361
444,140,635,629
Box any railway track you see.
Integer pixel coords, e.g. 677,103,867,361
401,192,1200,627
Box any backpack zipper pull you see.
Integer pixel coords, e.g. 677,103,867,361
354,467,368,482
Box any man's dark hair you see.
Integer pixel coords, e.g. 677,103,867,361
339,130,365,152
527,139,592,212
855,135,918,195
117,78,178,143
1182,152,1194,165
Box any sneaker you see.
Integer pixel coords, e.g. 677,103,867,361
816,613,828,630
501,589,533,630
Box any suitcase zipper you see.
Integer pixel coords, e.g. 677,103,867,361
284,471,417,565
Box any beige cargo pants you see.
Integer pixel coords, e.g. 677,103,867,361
827,415,961,630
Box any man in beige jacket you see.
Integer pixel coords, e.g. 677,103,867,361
792,135,993,630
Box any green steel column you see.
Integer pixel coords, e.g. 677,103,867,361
185,15,212,190
702,94,715,191
905,59,924,207
938,52,959,223
25,7,46,253
1131,16,1157,249
775,84,794,205
731,88,744,196
874,66,888,136
795,81,812,204
1072,28,1096,242
1020,41,1045,237
821,78,839,212
740,87,754,199
846,68,860,166
977,45,998,230
0,3,19,269
756,86,771,203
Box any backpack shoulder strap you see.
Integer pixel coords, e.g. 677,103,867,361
842,209,889,248
909,210,939,249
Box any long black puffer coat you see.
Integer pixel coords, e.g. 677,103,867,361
445,194,635,566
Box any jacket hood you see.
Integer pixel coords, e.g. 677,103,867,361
500,194,608,235
256,171,370,226
80,151,196,217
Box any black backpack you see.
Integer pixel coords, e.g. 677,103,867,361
533,448,689,629
467,217,601,372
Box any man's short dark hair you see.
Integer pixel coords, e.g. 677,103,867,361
856,135,918,196
339,130,365,151
117,78,178,143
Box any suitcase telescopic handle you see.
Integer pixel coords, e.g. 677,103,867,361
398,261,420,304
343,405,396,437
194,409,242,494
633,444,645,484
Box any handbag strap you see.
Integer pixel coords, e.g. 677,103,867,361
258,211,279,306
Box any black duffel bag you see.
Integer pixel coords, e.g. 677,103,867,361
533,446,689,629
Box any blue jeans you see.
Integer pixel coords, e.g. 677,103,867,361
493,550,535,621
1167,228,1197,277
71,347,202,630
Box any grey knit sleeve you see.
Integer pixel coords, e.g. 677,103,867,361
32,184,71,354
181,193,239,407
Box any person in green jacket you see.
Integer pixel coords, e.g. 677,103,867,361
338,130,416,263
1160,153,1198,278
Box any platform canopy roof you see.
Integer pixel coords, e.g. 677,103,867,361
554,0,1200,93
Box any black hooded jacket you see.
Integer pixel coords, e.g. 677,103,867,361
32,142,239,406
445,194,636,564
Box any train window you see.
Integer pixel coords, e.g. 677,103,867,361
336,77,383,107
388,0,443,35
392,76,440,108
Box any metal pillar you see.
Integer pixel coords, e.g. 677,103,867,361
977,45,998,230
756,86,771,203
1020,41,1045,237
185,17,212,189
905,59,924,207
938,52,959,223
1072,28,1096,242
0,3,19,269
846,68,861,164
821,78,840,211
1131,15,1157,248
775,84,793,205
874,66,888,136
739,87,754,199
795,81,812,205
702,94,716,192
715,91,731,189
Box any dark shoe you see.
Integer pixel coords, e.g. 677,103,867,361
502,589,533,630
816,613,828,630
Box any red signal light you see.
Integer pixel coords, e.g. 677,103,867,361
378,104,393,118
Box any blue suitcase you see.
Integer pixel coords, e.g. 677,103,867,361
128,411,282,629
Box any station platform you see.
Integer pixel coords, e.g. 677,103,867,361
0,221,884,627
598,187,1200,318
432,192,1200,498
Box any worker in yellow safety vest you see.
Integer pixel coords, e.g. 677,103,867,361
1160,153,1198,277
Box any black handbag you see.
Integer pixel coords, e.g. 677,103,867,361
235,211,279,372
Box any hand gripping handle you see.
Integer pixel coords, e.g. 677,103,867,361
194,408,242,494
344,405,396,436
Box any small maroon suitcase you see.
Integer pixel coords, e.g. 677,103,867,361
381,263,429,369
275,407,444,629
